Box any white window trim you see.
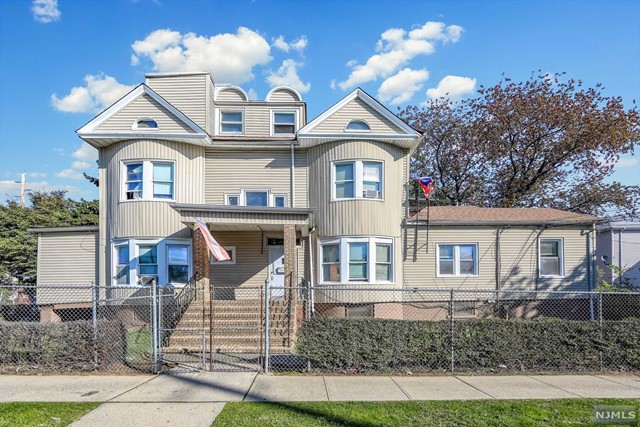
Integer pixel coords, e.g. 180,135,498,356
121,160,175,202
436,243,480,277
218,109,245,136
225,193,240,206
271,193,287,208
318,236,394,285
242,189,271,207
131,117,159,131
344,119,371,132
112,238,192,286
270,110,298,136
210,246,236,265
538,237,565,278
331,159,384,202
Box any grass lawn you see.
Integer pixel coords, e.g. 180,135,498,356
126,327,152,357
0,402,100,427
213,398,640,427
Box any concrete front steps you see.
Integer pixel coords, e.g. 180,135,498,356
163,298,295,354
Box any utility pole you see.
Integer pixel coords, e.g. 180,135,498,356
20,172,26,208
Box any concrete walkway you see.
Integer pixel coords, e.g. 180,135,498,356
1,373,639,426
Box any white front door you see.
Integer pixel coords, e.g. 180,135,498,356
268,246,285,298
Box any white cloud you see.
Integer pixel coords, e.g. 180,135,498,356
0,180,50,195
265,59,311,93
426,75,477,101
51,74,134,113
72,143,98,161
378,68,429,105
131,28,272,84
56,169,85,180
72,161,91,170
272,35,308,53
247,88,258,101
32,0,60,23
338,21,463,90
616,157,639,169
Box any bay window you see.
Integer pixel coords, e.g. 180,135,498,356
112,239,191,286
332,160,383,200
319,237,393,284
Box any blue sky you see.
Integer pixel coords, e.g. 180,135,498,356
0,0,638,202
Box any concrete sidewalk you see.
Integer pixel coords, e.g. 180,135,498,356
1,373,639,426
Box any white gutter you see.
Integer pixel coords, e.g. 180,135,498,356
290,142,296,208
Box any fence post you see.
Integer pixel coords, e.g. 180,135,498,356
92,282,98,368
264,279,271,373
598,291,604,371
151,278,160,374
450,289,455,373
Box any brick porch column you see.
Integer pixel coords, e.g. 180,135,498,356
192,225,210,295
283,224,298,299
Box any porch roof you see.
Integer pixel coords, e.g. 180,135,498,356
170,203,316,234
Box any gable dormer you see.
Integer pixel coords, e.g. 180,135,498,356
297,88,420,149
76,84,210,148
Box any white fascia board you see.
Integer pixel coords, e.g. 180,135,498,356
76,84,206,136
298,87,420,136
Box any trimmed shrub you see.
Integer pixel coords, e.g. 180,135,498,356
0,320,126,372
295,317,640,373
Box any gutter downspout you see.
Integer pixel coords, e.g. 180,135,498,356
588,223,596,321
308,227,316,316
495,226,508,292
290,142,295,208
617,229,625,283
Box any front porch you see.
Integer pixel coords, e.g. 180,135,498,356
164,204,315,371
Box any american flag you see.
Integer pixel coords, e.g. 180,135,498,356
194,218,231,261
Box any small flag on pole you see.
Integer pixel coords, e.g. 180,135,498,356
194,218,231,261
416,177,434,199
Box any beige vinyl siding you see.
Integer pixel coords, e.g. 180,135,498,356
96,94,195,133
311,98,403,134
103,139,205,239
36,231,98,304
500,228,589,292
209,231,308,296
308,140,405,237
216,88,248,102
146,74,208,131
268,89,300,102
404,226,497,289
205,149,308,208
403,226,591,292
215,104,304,136
206,77,215,134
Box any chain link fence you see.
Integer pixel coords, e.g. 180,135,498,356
1,282,639,375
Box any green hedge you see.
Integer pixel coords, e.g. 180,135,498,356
0,320,126,372
295,317,640,373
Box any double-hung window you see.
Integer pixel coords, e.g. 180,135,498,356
123,161,174,201
138,244,158,282
220,111,243,134
437,244,478,276
539,238,564,277
320,237,393,284
114,244,129,285
272,112,296,135
167,245,190,284
333,160,383,200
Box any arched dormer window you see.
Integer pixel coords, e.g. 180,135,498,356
133,118,158,130
345,120,371,132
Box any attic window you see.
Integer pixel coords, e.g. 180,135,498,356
345,120,371,132
133,118,158,130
